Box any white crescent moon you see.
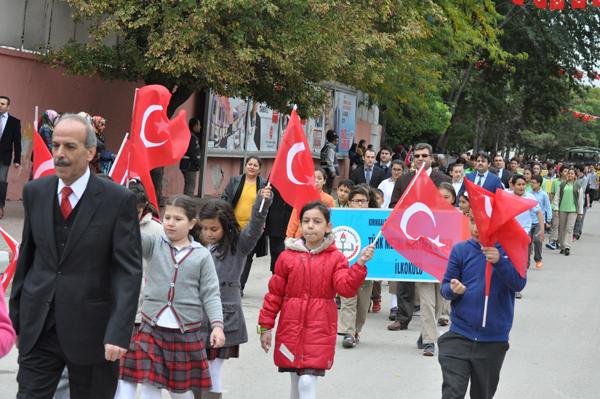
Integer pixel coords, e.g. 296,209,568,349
286,142,307,185
484,196,493,218
141,105,168,148
34,159,55,179
399,202,445,247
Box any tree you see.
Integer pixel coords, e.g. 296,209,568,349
47,1,430,116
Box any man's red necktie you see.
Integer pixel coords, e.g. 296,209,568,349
60,186,73,219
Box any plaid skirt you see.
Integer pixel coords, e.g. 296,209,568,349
207,345,240,360
120,323,212,393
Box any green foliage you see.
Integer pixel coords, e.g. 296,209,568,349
47,0,427,116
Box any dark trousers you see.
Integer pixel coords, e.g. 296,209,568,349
438,331,509,399
269,236,286,274
528,224,542,264
371,281,382,301
150,167,164,206
0,164,9,208
394,281,415,324
240,249,256,291
17,312,119,399
182,170,198,196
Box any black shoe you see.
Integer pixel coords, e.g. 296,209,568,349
423,343,435,356
565,248,570,256
560,249,565,254
417,334,424,349
342,334,357,348
388,307,398,321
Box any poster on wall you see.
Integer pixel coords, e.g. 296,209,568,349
207,95,249,151
306,115,325,154
334,91,356,155
252,103,279,152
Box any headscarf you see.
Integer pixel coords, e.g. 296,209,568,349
41,109,59,128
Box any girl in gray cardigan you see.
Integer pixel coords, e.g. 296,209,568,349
198,187,272,398
120,195,225,399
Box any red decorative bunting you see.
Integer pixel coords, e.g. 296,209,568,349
550,0,565,9
534,0,548,7
512,0,526,4
572,0,586,8
593,0,600,6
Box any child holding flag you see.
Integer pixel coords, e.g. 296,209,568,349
438,216,526,399
198,187,272,398
259,201,374,399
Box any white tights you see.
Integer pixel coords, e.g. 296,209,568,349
139,383,194,399
289,374,317,399
208,358,225,393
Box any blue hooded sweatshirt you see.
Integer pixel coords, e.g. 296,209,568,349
440,239,527,342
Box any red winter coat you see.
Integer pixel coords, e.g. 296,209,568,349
258,236,367,370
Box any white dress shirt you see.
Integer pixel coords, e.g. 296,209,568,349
0,113,7,139
57,167,91,209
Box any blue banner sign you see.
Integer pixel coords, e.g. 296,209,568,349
330,208,438,282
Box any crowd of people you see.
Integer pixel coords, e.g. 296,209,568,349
0,108,598,399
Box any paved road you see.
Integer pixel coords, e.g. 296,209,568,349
1,201,598,398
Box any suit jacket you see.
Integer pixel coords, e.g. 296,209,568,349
464,171,504,194
389,169,452,208
0,114,21,166
377,162,392,179
496,168,511,188
10,174,142,364
351,165,386,188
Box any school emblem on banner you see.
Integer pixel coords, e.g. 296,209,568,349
332,226,361,261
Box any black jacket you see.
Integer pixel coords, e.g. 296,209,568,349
351,165,386,188
389,170,452,208
0,114,21,166
180,133,201,172
10,174,142,364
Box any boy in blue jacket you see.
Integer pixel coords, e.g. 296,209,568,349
438,216,527,399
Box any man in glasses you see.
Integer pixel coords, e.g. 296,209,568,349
388,143,451,356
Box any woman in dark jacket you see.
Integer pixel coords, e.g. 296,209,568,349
222,156,267,293
180,117,202,196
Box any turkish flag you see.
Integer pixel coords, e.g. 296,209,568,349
269,108,320,212
381,166,470,282
572,0,586,8
534,0,548,7
464,179,536,277
108,135,159,210
129,85,190,170
32,128,55,179
550,0,565,9
0,226,19,291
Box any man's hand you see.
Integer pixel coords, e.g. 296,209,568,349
104,344,127,362
450,279,466,295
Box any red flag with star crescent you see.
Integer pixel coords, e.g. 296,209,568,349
32,128,55,179
381,166,470,282
110,85,191,209
269,108,320,212
0,226,19,291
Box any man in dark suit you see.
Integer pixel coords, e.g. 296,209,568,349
0,96,22,219
493,154,511,188
388,143,451,335
376,145,393,179
10,114,143,399
462,152,504,195
351,148,385,188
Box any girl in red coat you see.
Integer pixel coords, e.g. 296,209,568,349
258,201,374,399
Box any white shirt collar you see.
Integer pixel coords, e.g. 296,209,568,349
426,167,432,176
57,167,91,201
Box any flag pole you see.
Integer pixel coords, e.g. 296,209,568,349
258,181,270,213
482,261,492,327
372,229,383,247
108,133,129,179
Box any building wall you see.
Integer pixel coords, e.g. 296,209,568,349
0,48,196,201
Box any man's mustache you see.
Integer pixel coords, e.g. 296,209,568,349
54,158,71,167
